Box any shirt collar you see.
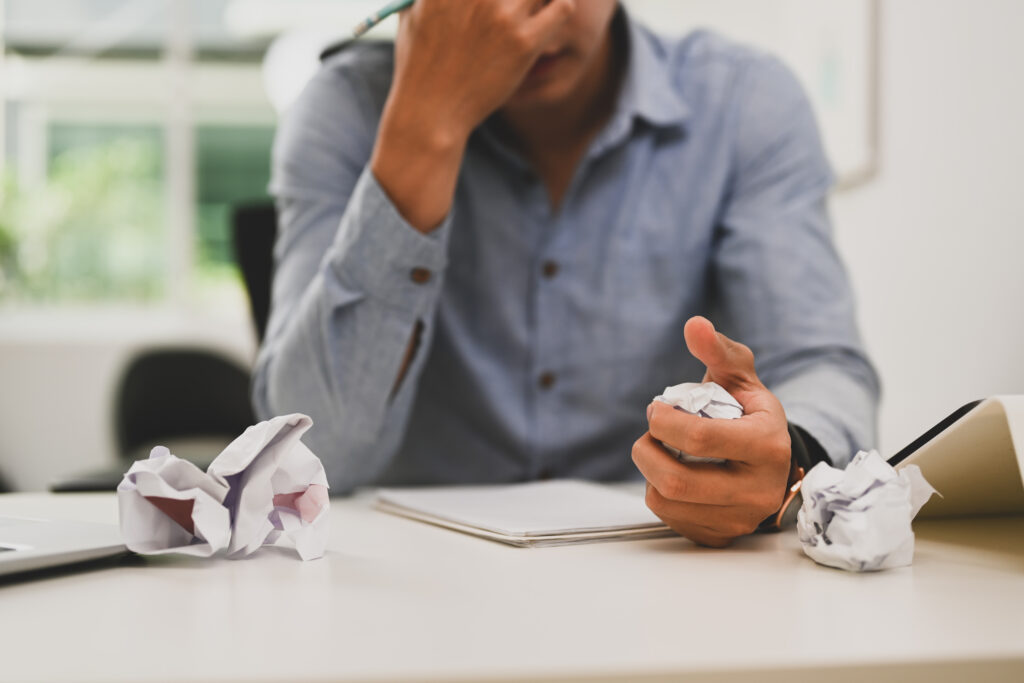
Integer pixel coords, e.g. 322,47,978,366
614,7,691,131
474,7,690,170
581,8,689,162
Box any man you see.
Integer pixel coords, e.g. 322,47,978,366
253,0,879,546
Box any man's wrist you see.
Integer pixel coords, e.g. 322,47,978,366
756,423,826,533
381,86,474,153
788,423,831,471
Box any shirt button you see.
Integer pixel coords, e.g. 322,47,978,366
538,371,557,390
409,267,432,285
541,260,559,279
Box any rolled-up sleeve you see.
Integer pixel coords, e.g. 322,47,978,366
713,56,880,467
252,52,452,493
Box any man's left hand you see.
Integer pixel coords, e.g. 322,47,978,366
631,316,792,547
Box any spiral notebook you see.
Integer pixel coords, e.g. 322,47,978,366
376,480,674,547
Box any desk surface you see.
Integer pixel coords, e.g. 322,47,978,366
1,491,1023,683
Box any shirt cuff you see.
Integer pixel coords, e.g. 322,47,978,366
327,167,452,314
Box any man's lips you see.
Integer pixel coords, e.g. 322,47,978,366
528,49,569,78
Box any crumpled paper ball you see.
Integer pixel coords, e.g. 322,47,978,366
797,450,938,572
118,413,330,561
116,446,231,557
652,381,743,464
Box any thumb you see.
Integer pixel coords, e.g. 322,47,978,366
683,316,760,390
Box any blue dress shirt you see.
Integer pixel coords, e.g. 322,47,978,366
255,13,880,494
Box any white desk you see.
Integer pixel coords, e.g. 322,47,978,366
2,492,1023,683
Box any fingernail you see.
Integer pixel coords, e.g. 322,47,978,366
647,403,654,421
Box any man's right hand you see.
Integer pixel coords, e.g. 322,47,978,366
392,0,575,138
371,0,575,233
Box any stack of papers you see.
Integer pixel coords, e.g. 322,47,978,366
376,480,674,547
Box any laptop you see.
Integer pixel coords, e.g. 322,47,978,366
0,515,126,577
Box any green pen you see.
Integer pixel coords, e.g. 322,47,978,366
352,0,415,38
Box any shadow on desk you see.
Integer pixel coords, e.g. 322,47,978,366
0,550,238,588
914,516,1024,573
0,552,139,589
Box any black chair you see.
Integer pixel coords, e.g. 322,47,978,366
115,349,256,458
231,203,277,344
49,203,275,493
50,348,256,492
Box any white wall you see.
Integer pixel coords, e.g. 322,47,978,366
0,310,255,491
1,0,1022,490
832,0,1024,453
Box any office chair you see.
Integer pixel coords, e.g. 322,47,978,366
115,348,256,458
231,203,277,343
50,348,256,492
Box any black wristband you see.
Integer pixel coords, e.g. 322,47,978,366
755,424,829,533
788,423,830,472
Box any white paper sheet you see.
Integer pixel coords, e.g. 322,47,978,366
117,413,330,561
653,382,743,464
796,450,938,572
117,446,230,557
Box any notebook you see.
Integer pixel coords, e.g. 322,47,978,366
891,395,1024,517
376,480,674,547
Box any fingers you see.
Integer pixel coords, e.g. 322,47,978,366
645,401,790,468
632,423,790,500
410,0,573,56
683,316,760,392
646,400,757,464
632,433,745,504
645,485,762,545
522,0,575,46
662,522,732,548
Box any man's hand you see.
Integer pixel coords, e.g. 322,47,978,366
631,316,792,547
371,0,575,232
393,0,575,139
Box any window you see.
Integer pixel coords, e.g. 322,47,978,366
195,124,274,291
0,0,275,308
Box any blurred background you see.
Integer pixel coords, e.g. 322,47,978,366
0,0,1021,492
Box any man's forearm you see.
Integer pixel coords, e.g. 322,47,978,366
370,92,469,386
253,170,451,492
370,90,468,234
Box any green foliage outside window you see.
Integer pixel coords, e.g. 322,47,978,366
0,131,165,302
0,122,275,305
194,124,274,292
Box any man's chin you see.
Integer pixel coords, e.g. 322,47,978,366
505,77,577,110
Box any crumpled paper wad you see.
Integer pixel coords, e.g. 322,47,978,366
797,450,938,572
653,382,743,464
117,413,330,561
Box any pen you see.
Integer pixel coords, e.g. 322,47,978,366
352,0,415,38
